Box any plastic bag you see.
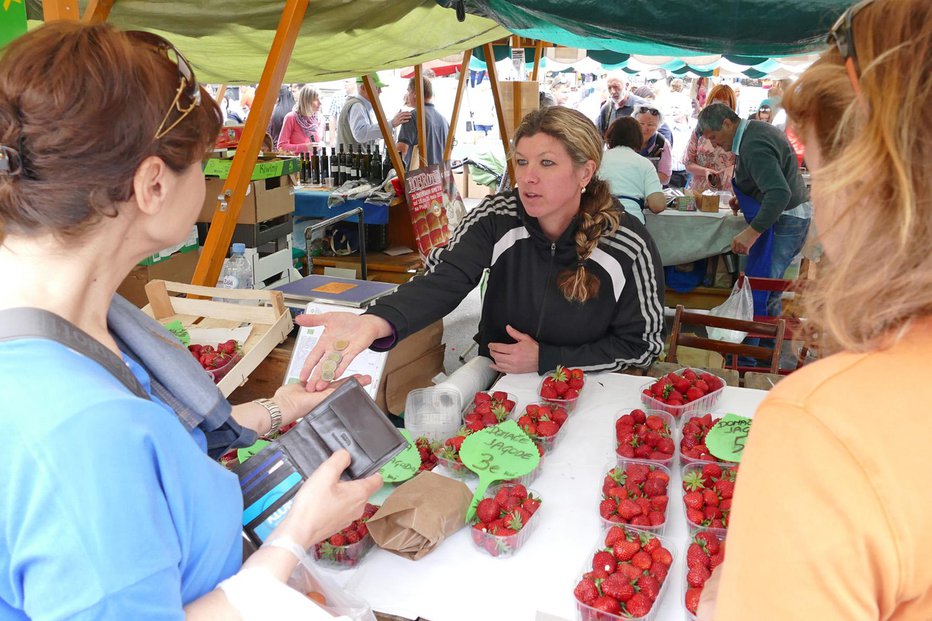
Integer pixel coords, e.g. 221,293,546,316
707,275,754,343
287,556,377,621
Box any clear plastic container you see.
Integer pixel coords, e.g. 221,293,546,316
469,484,542,558
432,448,475,480
312,533,375,569
573,526,676,621
404,386,463,443
682,529,727,620
461,391,519,429
681,461,738,538
639,367,726,423
679,410,737,467
599,460,672,535
504,444,545,487
537,376,583,414
206,351,243,383
614,408,678,467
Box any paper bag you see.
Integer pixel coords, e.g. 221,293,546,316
367,471,472,560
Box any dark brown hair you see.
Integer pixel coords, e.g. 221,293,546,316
605,116,643,150
407,76,433,100
513,106,620,304
0,22,221,242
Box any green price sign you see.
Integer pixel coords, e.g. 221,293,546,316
380,430,421,483
237,439,270,464
460,419,540,522
705,413,753,463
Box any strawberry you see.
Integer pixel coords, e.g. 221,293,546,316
625,592,652,617
591,596,621,615
475,498,501,524
685,587,703,614
219,339,238,355
592,550,617,574
601,573,635,602
612,539,641,561
573,578,599,605
604,525,627,548
637,574,661,601
687,564,711,588
631,550,653,570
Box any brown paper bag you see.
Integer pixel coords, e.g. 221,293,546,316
367,471,472,560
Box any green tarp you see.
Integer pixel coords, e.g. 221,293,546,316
26,0,510,84
436,0,851,56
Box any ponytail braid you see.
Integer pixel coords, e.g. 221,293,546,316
557,176,620,303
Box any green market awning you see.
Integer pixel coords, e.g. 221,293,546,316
25,0,510,84
435,0,850,56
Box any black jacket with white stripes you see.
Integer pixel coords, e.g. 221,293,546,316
365,190,665,374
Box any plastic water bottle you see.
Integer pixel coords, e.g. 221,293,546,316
216,243,253,303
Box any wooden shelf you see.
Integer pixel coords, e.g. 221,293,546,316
310,251,424,284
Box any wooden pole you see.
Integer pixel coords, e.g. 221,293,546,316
362,75,407,185
413,64,427,167
43,0,79,21
192,0,309,288
531,40,544,81
444,49,471,163
215,84,228,103
483,43,515,186
81,0,113,23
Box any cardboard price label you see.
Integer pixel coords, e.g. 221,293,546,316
460,420,540,521
705,413,753,462
380,430,421,483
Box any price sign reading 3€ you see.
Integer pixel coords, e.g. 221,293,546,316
460,419,540,522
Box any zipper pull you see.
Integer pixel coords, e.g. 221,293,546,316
551,242,556,256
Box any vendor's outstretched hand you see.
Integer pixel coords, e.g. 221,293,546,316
488,325,539,374
273,375,372,426
274,449,383,549
294,312,392,392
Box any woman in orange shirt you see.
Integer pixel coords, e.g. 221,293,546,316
699,1,932,620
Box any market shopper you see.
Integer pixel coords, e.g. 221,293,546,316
683,84,737,193
697,102,810,315
336,74,410,152
276,85,323,153
397,76,450,169
0,22,381,619
598,116,666,224
596,73,647,137
635,106,673,186
698,1,932,619
298,106,665,383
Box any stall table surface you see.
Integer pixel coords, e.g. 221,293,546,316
644,208,746,266
326,372,768,621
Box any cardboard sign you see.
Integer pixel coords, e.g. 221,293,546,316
459,420,540,521
705,413,752,462
203,156,300,180
380,430,422,483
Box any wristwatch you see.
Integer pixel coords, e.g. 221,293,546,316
253,398,283,436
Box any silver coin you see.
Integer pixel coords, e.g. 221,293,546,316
334,339,350,351
321,370,335,382
325,352,343,364
321,360,338,373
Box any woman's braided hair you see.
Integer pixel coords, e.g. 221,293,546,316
513,106,620,303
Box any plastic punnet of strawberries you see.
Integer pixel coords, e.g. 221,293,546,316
681,412,737,463
312,503,379,568
642,369,724,410
684,531,726,616
682,462,738,531
463,390,516,432
615,408,676,463
516,403,568,452
433,431,473,477
414,436,439,472
188,339,241,380
539,365,585,411
574,525,674,620
599,462,670,531
470,483,542,558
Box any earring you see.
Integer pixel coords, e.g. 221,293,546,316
581,186,587,194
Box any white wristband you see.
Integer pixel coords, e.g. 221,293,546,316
263,535,309,564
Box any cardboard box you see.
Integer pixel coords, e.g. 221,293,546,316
697,193,720,213
199,175,295,224
378,320,445,416
138,226,198,266
674,195,697,212
203,156,300,180
118,249,199,307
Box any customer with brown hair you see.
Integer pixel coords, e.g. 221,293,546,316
0,22,380,619
297,106,665,380
683,83,737,192
599,116,666,223
698,0,932,619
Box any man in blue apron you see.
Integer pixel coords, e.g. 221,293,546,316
696,103,811,317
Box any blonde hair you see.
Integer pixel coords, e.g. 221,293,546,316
296,85,319,116
513,107,621,304
782,0,932,352
704,84,736,111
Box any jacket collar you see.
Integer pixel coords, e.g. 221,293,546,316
512,190,580,253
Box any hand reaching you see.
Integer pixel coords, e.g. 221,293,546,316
294,312,392,392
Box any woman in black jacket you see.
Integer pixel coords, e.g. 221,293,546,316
297,107,665,382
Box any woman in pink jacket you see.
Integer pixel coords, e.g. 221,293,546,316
277,85,321,153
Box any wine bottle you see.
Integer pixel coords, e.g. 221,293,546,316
299,152,308,184
310,147,320,185
337,144,346,186
371,145,382,184
360,145,371,182
320,147,330,185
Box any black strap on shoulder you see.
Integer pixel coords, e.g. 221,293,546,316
0,307,149,400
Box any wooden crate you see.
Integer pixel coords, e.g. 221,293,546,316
142,280,292,397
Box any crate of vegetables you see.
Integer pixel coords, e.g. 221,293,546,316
142,279,291,397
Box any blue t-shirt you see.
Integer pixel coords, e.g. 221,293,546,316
0,339,242,620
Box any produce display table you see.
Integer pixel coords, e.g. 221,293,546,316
644,208,746,267
329,372,768,621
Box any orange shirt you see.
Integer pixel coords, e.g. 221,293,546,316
715,317,932,621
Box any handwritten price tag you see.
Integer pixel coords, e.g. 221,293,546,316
705,413,753,463
459,420,540,521
379,430,422,483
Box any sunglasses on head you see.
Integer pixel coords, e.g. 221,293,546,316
637,106,661,116
826,0,875,97
125,30,202,140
